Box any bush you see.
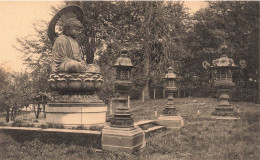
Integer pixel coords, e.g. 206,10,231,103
11,120,35,127
75,125,85,130
89,125,104,131
129,88,141,100
97,85,115,104
47,123,64,129
40,124,48,129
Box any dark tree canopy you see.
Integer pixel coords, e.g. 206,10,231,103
12,1,259,102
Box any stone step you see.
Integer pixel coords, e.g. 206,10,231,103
144,125,166,138
134,120,166,139
134,120,156,130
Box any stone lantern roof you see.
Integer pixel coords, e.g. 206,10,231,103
114,49,133,68
163,67,177,79
212,54,237,67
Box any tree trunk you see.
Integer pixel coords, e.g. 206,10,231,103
36,104,41,119
85,36,95,64
142,41,150,101
43,104,46,119
5,107,10,122
163,89,165,99
141,2,152,102
142,81,150,101
33,103,37,118
258,1,260,103
10,107,15,121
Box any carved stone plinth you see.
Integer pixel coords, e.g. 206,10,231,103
157,103,184,129
46,103,107,125
157,115,184,129
211,88,239,119
102,126,145,153
110,107,134,128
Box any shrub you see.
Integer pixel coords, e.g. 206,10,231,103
89,125,104,131
75,125,85,130
47,123,64,129
129,88,141,100
0,122,7,126
40,124,48,129
11,120,24,127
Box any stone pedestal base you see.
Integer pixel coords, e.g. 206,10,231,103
102,126,145,153
211,105,240,120
211,116,240,120
156,115,184,129
46,103,107,125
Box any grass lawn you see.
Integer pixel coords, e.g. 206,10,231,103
0,98,259,160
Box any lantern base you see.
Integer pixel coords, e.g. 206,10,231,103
211,104,240,119
156,115,184,129
162,107,178,116
110,115,134,128
211,116,240,120
102,125,145,153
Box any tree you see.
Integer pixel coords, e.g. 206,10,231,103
0,68,33,122
182,1,259,99
15,2,192,103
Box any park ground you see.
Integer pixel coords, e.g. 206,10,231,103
0,97,259,160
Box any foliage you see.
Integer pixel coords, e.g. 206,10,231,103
13,1,259,103
15,20,52,94
0,67,33,122
61,1,191,101
12,119,35,127
181,1,259,100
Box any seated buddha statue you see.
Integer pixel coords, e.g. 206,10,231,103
51,18,99,73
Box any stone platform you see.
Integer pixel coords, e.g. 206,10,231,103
46,103,107,125
0,119,168,152
156,115,184,129
0,126,101,148
211,116,240,120
102,126,145,153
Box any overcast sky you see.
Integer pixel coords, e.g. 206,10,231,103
0,1,207,73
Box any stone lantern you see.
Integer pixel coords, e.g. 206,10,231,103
102,48,144,153
110,48,134,128
202,46,246,119
156,67,184,129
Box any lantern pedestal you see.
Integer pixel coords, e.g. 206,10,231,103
102,126,145,153
157,105,184,129
211,88,240,120
157,115,184,129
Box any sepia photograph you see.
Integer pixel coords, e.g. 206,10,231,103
0,1,259,159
